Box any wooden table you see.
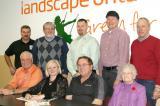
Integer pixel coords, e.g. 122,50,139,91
0,94,99,106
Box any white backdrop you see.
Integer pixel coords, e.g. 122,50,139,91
0,0,160,55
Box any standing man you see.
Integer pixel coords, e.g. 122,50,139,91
67,18,100,76
32,22,68,78
130,17,160,106
4,25,34,75
99,11,130,97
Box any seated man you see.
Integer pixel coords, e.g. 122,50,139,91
0,51,42,95
65,56,105,105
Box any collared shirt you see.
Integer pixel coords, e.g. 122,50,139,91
44,35,55,42
67,34,100,75
99,27,130,71
8,64,42,89
67,72,104,104
5,39,35,69
109,82,147,106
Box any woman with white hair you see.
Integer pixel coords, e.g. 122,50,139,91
22,59,68,100
108,64,147,106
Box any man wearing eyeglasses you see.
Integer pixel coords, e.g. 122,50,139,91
66,56,104,105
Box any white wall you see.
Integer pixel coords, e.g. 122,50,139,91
0,0,160,54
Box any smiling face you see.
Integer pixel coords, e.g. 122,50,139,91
77,21,88,36
106,16,119,30
20,52,33,70
121,68,134,84
21,28,31,41
47,62,59,77
137,18,150,38
77,58,92,77
43,22,55,38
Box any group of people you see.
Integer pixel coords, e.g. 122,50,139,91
0,10,160,106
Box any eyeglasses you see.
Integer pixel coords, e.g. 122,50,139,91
77,64,90,68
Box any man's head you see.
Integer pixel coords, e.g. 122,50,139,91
21,25,31,42
137,17,150,39
43,22,55,38
20,51,33,70
106,11,119,30
77,18,88,36
77,56,93,77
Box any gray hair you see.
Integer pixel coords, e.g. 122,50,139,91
20,51,33,62
45,59,62,77
43,22,55,30
119,64,137,80
137,17,150,28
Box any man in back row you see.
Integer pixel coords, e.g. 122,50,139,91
67,18,100,77
130,17,160,106
99,11,130,97
4,25,34,75
32,22,69,78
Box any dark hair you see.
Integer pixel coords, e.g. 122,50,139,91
106,11,119,20
21,25,31,32
77,56,93,65
77,18,88,24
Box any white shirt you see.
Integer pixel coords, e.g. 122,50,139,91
67,34,100,76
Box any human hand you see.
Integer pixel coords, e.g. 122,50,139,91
25,93,32,100
114,80,121,86
9,67,16,75
73,72,80,77
0,88,4,94
65,95,72,100
153,91,160,100
2,89,13,95
153,86,160,99
62,74,68,79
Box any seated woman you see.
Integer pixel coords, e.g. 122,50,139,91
108,64,147,106
22,59,68,100
65,56,105,105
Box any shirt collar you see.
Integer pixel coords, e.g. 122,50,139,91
21,64,36,74
77,33,89,40
78,72,95,82
45,35,55,42
107,27,118,34
20,38,31,44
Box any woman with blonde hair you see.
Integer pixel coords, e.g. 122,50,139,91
108,63,147,106
22,59,68,100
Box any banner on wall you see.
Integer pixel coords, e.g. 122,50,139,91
0,0,160,54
